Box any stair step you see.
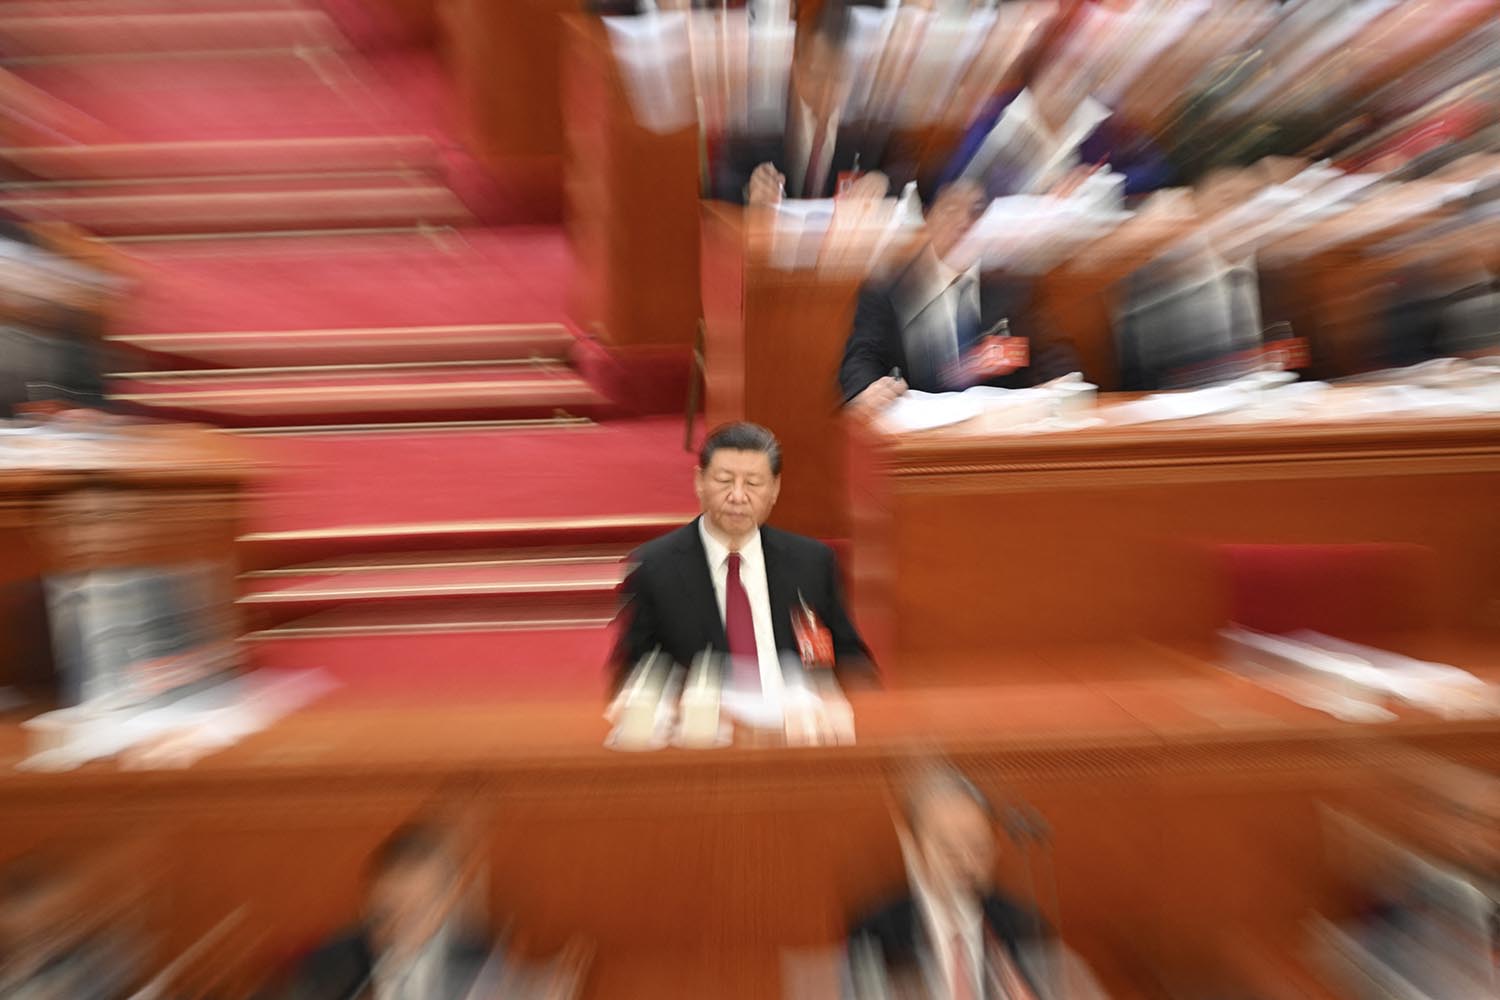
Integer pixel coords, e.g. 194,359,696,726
238,513,683,572
108,323,576,368
237,546,631,628
2,170,438,198
0,10,343,58
4,185,470,235
0,136,443,182
0,1,311,20
109,358,567,380
110,364,608,425
243,604,618,639
10,56,415,145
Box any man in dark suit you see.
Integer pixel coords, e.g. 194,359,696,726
279,824,493,1000
610,421,873,693
847,768,1050,999
838,179,1080,412
712,1,895,207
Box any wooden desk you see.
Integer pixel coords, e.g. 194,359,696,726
0,423,254,692
848,399,1500,676
1,643,1495,998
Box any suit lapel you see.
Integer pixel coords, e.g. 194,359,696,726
677,518,727,649
760,527,795,655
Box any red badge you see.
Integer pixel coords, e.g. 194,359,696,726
967,335,1029,379
1263,337,1310,370
792,599,835,669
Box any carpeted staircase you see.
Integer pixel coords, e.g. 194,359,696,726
2,0,697,698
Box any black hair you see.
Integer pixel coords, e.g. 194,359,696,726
902,766,996,835
698,422,783,476
365,823,454,883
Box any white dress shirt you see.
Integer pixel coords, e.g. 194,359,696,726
916,880,986,1000
374,925,448,1000
698,518,785,697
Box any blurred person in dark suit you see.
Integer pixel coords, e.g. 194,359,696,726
610,421,874,693
937,57,1172,202
838,179,1079,411
0,855,143,1000
278,824,493,1000
713,1,896,206
847,768,1050,999
0,216,113,416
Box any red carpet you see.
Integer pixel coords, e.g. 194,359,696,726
246,626,617,702
246,418,698,535
119,229,576,334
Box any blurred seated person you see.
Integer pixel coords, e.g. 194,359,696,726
846,767,1051,999
937,57,1172,202
838,179,1079,411
278,824,494,1000
277,822,589,1000
713,1,896,207
610,421,874,693
0,854,144,999
1112,168,1299,392
0,216,117,416
1112,234,1270,392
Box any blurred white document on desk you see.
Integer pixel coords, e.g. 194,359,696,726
880,389,986,432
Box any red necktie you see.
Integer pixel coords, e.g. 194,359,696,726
951,931,977,1000
992,943,1039,1000
804,124,829,198
725,553,761,692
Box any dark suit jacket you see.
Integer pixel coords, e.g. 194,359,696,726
847,891,1048,999
278,927,492,1000
838,252,1080,400
711,82,919,204
938,88,1174,199
609,518,874,690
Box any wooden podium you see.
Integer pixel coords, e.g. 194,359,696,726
700,203,866,539
563,15,703,354
0,423,253,695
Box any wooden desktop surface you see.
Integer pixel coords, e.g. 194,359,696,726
1,636,1496,998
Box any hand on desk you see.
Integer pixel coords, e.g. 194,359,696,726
844,170,890,201
541,937,593,1000
748,162,785,208
850,375,907,416
1049,164,1101,199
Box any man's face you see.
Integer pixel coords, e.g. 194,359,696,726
915,791,997,900
695,448,780,543
927,180,987,267
366,858,453,960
